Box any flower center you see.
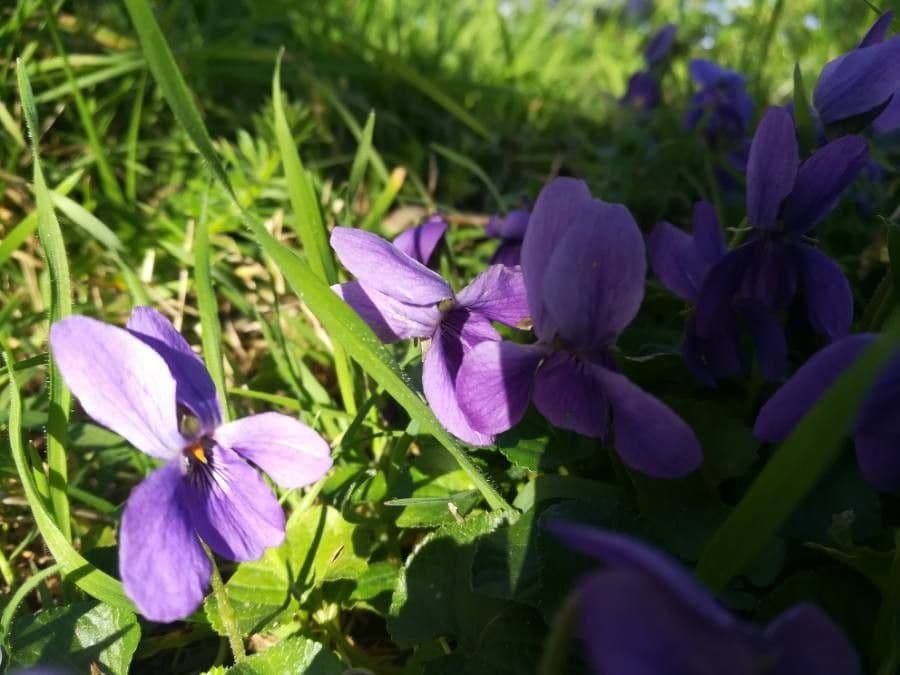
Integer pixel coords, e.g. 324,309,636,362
437,298,456,314
185,441,209,465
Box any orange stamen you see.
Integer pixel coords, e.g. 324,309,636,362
190,444,208,464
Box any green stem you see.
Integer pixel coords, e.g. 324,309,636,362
874,531,900,665
538,592,580,675
207,549,245,663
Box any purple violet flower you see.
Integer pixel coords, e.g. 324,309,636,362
486,208,529,266
330,227,529,446
813,11,900,130
49,307,333,622
685,59,754,153
694,106,868,380
755,333,900,492
547,521,861,675
622,71,662,111
644,23,677,66
393,214,448,266
622,24,677,111
455,177,702,478
648,201,741,386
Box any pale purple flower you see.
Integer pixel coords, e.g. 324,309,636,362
694,106,867,380
486,209,529,266
393,214,448,266
648,201,740,386
455,178,702,478
548,521,861,675
755,333,900,492
50,308,333,622
644,23,677,66
330,227,529,446
814,11,900,130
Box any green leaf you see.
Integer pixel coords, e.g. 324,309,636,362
471,509,540,604
204,548,296,637
9,601,140,675
287,504,370,587
697,311,900,591
122,0,509,512
670,398,759,480
224,636,344,675
496,415,595,471
388,511,545,672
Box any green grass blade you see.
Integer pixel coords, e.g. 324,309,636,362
41,1,124,205
0,171,82,269
347,110,375,200
194,198,231,422
2,343,134,611
125,72,147,203
792,63,816,155
431,143,507,211
123,0,510,513
17,59,72,541
121,0,234,200
272,52,336,284
50,191,124,251
272,51,355,414
696,311,900,590
360,167,406,231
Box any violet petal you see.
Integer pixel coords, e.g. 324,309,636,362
456,340,544,435
456,264,530,328
753,334,875,442
119,462,211,622
532,352,610,438
794,244,853,339
541,199,645,351
746,106,798,229
333,280,440,342
182,443,286,562
214,412,333,489
393,215,448,266
330,227,452,304
126,306,222,432
50,316,183,460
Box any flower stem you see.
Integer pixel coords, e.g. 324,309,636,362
538,592,580,675
206,548,245,663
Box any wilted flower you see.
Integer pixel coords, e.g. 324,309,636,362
486,208,529,266
50,308,333,622
548,521,861,675
393,214,448,266
648,201,741,385
755,333,900,492
330,227,529,445
685,59,754,153
456,178,702,478
694,107,867,379
813,11,900,131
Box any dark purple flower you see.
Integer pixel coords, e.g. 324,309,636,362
548,521,861,675
455,178,702,478
393,214,448,266
755,333,900,492
648,201,741,385
50,308,332,622
622,71,662,111
621,24,677,111
644,23,677,66
685,59,754,152
486,209,529,266
694,107,867,380
330,227,529,446
814,11,900,129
